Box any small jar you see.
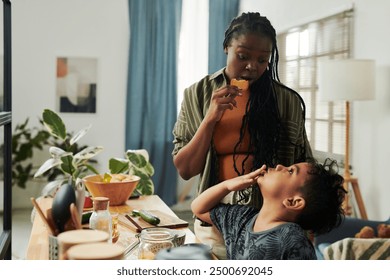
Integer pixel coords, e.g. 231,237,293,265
138,227,176,260
89,197,112,242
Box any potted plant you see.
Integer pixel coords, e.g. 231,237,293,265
0,116,98,210
108,149,154,195
33,109,154,196
1,118,51,189
33,109,102,192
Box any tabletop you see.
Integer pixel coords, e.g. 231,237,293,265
26,195,197,260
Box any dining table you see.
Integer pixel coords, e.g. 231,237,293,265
26,195,198,260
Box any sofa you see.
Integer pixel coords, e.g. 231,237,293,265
313,216,390,259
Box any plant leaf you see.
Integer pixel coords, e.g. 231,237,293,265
126,151,147,168
40,179,65,197
74,146,103,160
70,124,92,145
135,178,154,195
126,149,149,161
131,169,154,195
60,155,75,175
49,146,72,159
109,158,129,174
34,158,62,178
84,163,100,175
42,109,67,140
143,162,155,176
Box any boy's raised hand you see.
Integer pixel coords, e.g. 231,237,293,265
191,165,267,225
225,165,267,192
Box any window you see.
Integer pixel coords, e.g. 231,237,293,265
177,0,209,114
277,10,353,165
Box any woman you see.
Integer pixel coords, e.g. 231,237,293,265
172,12,312,259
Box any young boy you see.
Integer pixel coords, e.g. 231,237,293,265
191,158,346,260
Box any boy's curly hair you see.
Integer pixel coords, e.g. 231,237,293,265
295,158,347,235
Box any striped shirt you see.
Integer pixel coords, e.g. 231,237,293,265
172,68,312,204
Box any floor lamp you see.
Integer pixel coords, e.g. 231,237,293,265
318,59,375,219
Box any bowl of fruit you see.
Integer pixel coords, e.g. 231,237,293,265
83,174,141,206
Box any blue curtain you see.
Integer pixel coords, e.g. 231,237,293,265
126,0,182,206
208,0,240,73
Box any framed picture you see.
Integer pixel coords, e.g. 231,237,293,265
56,56,97,113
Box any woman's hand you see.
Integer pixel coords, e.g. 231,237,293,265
174,85,242,180
205,85,242,123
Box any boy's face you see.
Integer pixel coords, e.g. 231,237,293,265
224,33,272,86
257,162,311,199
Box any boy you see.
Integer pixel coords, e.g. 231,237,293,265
191,158,346,260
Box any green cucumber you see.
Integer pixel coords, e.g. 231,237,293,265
139,210,160,225
132,210,159,225
131,209,140,217
131,209,160,225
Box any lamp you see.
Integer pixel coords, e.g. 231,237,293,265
318,59,375,219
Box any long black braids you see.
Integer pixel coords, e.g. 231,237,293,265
224,12,283,205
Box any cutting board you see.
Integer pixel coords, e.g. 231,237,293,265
119,210,189,232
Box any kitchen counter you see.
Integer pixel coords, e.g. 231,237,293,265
26,195,197,260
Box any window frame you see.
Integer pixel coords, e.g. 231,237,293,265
277,9,354,166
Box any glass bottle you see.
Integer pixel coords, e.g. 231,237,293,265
138,227,176,260
89,197,112,242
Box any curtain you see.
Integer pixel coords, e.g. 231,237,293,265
208,0,239,73
126,0,182,206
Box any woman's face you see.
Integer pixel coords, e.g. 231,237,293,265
224,33,272,85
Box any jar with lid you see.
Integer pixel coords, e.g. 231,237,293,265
138,227,177,259
89,197,112,242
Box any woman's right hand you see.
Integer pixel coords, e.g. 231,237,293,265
205,85,242,123
174,85,242,180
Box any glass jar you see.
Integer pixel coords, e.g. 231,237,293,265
138,227,176,260
89,197,112,242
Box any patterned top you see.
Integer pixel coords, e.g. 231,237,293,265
172,68,312,204
210,203,317,260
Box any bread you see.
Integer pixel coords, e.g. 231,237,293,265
230,78,249,90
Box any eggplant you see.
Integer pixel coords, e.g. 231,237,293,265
51,183,76,232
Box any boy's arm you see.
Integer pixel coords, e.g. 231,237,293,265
191,181,231,225
191,167,265,225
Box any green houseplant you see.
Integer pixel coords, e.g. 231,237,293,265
7,118,51,189
0,117,92,189
108,149,155,195
33,109,154,195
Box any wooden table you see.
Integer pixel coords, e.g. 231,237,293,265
26,195,197,260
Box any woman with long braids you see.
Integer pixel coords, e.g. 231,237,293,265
172,12,313,259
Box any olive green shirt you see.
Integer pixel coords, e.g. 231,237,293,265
172,68,312,204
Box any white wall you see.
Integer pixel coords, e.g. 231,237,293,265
241,0,390,220
3,0,130,173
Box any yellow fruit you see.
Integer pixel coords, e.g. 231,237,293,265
103,173,112,183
